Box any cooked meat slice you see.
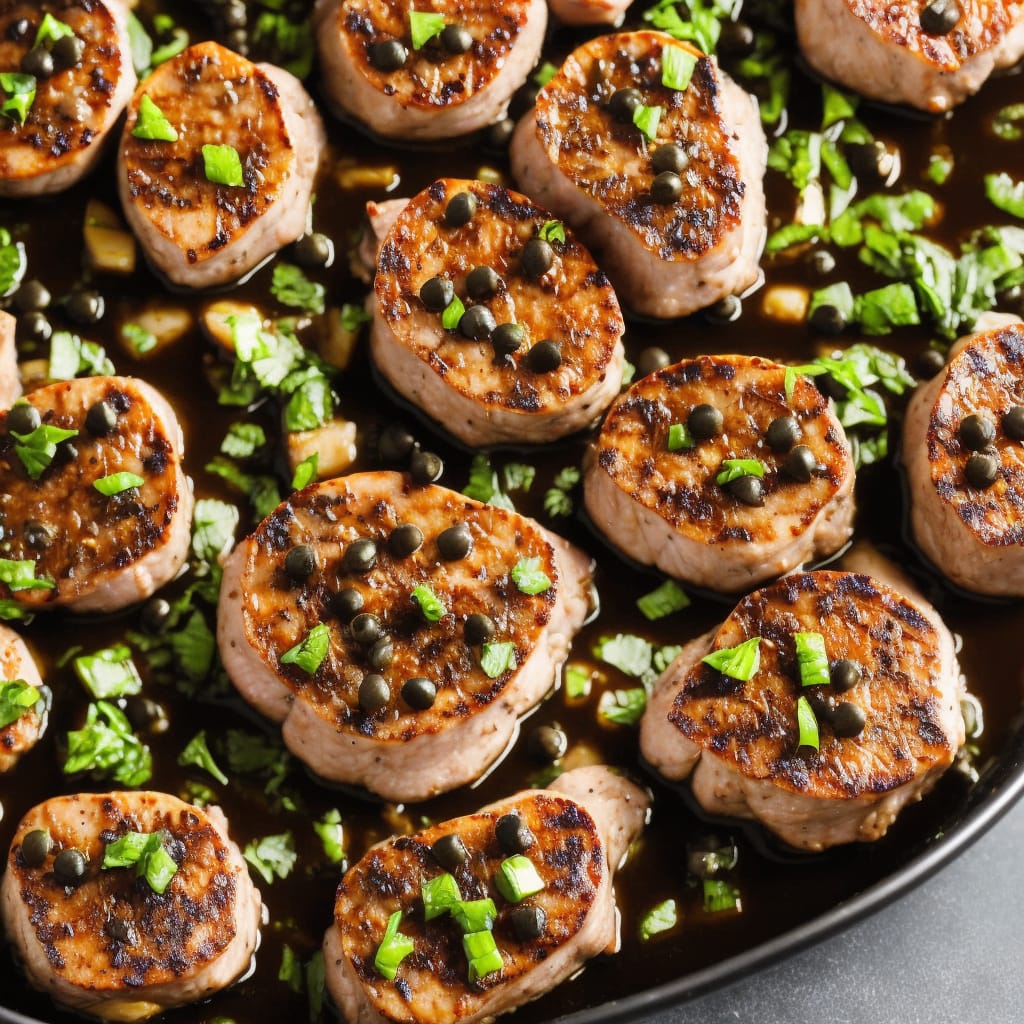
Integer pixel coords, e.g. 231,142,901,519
1,791,261,1021
510,31,767,319
323,766,649,1024
351,197,410,283
117,41,325,289
372,178,625,447
0,376,193,613
549,0,632,27
0,625,47,773
795,0,1024,113
313,0,547,140
640,570,965,852
217,471,594,802
583,354,855,592
903,321,1024,595
0,310,19,408
0,1,136,197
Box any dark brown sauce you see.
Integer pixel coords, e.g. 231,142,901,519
2,4,1024,1023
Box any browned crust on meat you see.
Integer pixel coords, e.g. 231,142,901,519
236,474,565,743
668,571,958,799
334,791,603,1022
6,793,240,992
121,42,295,267
532,31,743,262
0,1,127,183
594,355,852,548
329,0,533,110
845,0,1024,71
922,324,1024,547
0,377,183,607
375,178,624,415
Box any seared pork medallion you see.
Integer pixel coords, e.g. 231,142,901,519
510,31,767,319
117,41,325,289
323,765,649,1024
217,471,593,802
1,792,261,1021
0,1,136,197
0,625,47,773
549,0,633,28
795,0,1024,113
640,571,965,852
0,376,193,613
313,0,547,140
583,354,855,592
371,178,626,447
0,309,18,408
903,322,1024,595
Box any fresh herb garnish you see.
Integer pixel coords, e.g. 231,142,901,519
464,929,502,984
0,73,36,124
715,459,765,486
510,557,551,595
632,103,663,142
662,44,699,92
48,330,114,380
992,103,1024,141
637,579,690,621
597,687,648,726
73,645,142,699
122,322,158,354
538,220,566,244
178,730,229,785
702,637,761,681
102,830,179,894
796,694,820,751
0,679,41,729
131,94,178,142
291,452,319,490
271,263,326,315
0,228,26,297
0,558,55,592
480,641,517,679
496,854,545,902
279,944,304,994
564,665,592,700
11,423,79,480
441,294,466,331
221,423,267,458
794,631,829,689
93,471,145,496
280,623,331,675
149,14,189,66
244,831,297,884
667,422,695,451
64,701,152,785
374,910,415,980
533,61,558,87
985,172,1024,220
642,0,735,54
411,583,446,622
35,12,74,46
313,809,345,864
543,466,580,518
422,872,462,920
640,899,678,940
703,879,741,913
409,10,446,49
202,144,244,188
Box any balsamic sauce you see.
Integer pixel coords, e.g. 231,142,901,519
2,4,1024,1023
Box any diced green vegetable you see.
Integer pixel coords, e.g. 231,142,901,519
640,899,678,940
313,809,345,864
668,422,695,451
715,459,764,485
463,929,502,984
0,679,41,729
272,264,326,314
451,898,497,933
131,94,178,142
0,558,55,592
794,631,829,688
35,12,74,46
279,944,305,995
702,637,761,681
796,695,820,751
374,910,415,980
480,641,517,679
637,580,690,621
73,645,142,699
662,44,699,91
64,701,152,786
598,688,647,726
409,10,445,49
632,104,663,142
510,557,551,595
0,72,36,124
102,830,179,894
703,879,741,913
985,172,1024,220
11,423,79,480
496,855,545,902
202,144,244,187
292,453,319,490
244,831,297,884
441,295,466,331
93,472,145,496
280,623,331,675
422,873,462,920
411,584,446,622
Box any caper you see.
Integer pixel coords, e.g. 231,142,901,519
17,311,52,344
367,636,394,670
223,1,248,29
496,813,534,854
21,45,54,79
292,232,334,268
915,348,946,379
440,24,472,54
492,323,524,357
830,659,862,692
636,346,671,378
466,265,501,300
687,403,723,440
766,415,801,453
705,294,742,325
510,904,547,941
419,276,454,312
369,39,408,72
14,280,50,314
402,676,437,710
438,522,473,561
105,916,138,945
445,191,478,228
52,440,78,466
958,413,995,451
24,520,53,550
651,143,687,175
432,833,468,870
807,249,836,276
1003,406,1024,441
52,34,85,70
388,523,423,558
53,848,88,886
524,340,562,374
20,829,51,868
378,424,415,464
830,701,867,738
342,538,377,575
350,613,383,646
782,445,817,483
965,452,999,489
520,238,555,279
809,303,846,336
65,289,104,325
410,448,444,484
920,0,961,34
527,725,567,763
650,170,683,205
726,475,764,507
459,304,496,341
125,697,169,734
487,118,515,150
285,544,317,581
7,402,41,436
608,87,643,123
846,140,897,183
464,613,495,646
718,19,755,55
7,18,30,42
85,400,118,437
358,674,390,713
140,597,172,633
332,587,364,621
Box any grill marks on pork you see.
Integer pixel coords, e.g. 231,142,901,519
372,178,625,446
640,571,964,851
323,766,649,1024
314,0,547,140
217,471,593,802
0,376,193,613
118,41,325,288
0,1,136,197
0,625,46,773
0,792,262,1021
0,310,19,408
903,322,1024,594
583,354,855,591
795,0,1024,112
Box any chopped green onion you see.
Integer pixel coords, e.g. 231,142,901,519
637,579,690,621
702,637,761,682
464,929,503,984
667,422,695,451
411,584,446,622
533,61,558,87
992,102,1024,141
480,641,516,679
221,422,267,459
93,472,145,496
495,855,545,903
703,879,741,913
178,730,228,785
341,303,371,331
441,295,466,331
291,453,318,491
280,622,330,675
73,645,142,699
0,558,55,592
243,831,297,884
598,687,647,726
0,679,41,729
11,423,79,480
794,631,829,688
640,899,677,940
202,143,244,187
122,322,158,355
632,103,663,142
149,17,189,66
0,73,36,124
784,366,797,401
422,873,462,920
985,172,1024,220
102,830,179,894
796,695,820,751
715,459,765,486
510,557,551,595
35,12,75,46
538,220,566,244
409,10,446,49
565,664,591,699
278,943,304,994
662,45,699,91
927,152,954,186
374,910,415,980
131,94,178,142
313,809,345,864
271,263,326,315
808,282,855,325
451,898,497,933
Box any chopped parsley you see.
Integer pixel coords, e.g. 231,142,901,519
598,687,648,726
11,422,79,480
279,945,304,995
715,459,765,486
480,641,517,679
409,10,446,49
244,831,297,884
0,558,55,592
131,94,178,142
35,12,74,46
280,623,331,675
313,809,345,864
662,44,699,92
48,330,114,380
73,645,143,699
796,694,820,751
411,583,446,622
441,294,466,331
632,103,663,142
178,730,229,785
702,637,761,681
667,423,695,451
202,143,244,188
374,910,414,980
642,0,736,54
533,61,558,87
636,579,690,621
102,831,179,894
510,557,551,595
0,72,36,124
122,322,158,355
0,679,41,729
271,263,326,315
220,422,267,459
640,899,678,940
0,228,26,297
985,172,1024,220
703,879,741,913
538,220,566,244
291,452,319,490
64,701,152,786
543,466,580,518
